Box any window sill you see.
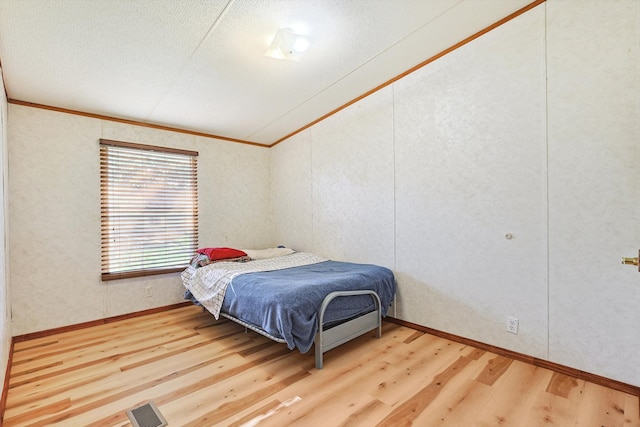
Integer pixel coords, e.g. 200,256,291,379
101,267,185,281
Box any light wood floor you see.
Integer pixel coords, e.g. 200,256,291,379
4,305,639,426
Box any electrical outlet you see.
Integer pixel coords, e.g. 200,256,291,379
145,286,153,298
507,316,518,334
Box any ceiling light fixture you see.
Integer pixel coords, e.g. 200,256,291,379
265,28,312,62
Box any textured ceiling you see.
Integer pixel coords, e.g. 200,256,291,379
0,0,535,145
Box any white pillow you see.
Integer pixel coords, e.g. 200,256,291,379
242,247,294,260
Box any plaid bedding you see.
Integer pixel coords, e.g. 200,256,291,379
180,252,326,319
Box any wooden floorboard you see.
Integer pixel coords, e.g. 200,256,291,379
4,305,640,426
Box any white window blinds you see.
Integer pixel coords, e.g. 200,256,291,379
100,139,198,280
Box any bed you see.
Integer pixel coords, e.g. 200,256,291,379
181,249,396,369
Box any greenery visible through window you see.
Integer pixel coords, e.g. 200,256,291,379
100,139,198,281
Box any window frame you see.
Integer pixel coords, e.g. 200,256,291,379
99,139,199,281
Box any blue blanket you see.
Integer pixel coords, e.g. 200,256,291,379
221,260,396,353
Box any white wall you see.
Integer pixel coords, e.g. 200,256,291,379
313,88,396,268
546,0,640,386
395,3,549,357
8,105,272,336
271,1,640,386
0,68,10,400
271,87,396,270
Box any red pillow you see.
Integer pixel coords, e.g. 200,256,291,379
196,247,247,261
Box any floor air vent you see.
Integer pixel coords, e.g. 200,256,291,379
126,401,168,427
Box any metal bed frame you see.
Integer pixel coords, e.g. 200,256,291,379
219,289,383,369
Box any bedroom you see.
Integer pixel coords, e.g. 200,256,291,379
0,0,639,424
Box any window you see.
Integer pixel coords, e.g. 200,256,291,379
100,139,198,281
